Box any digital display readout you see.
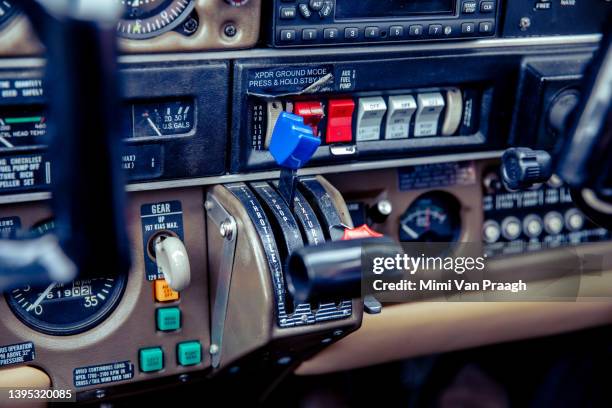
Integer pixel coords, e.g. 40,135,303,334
336,0,455,19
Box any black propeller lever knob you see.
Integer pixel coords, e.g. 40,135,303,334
501,147,553,191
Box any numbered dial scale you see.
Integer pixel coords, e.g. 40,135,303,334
6,221,127,335
131,99,194,138
117,0,195,39
0,1,16,29
399,191,462,242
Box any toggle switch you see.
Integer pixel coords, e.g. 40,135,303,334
385,95,417,139
414,92,445,137
326,99,355,143
294,101,325,136
154,236,191,292
264,100,285,149
356,97,387,141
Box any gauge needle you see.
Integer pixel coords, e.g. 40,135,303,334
0,136,14,148
401,224,419,240
146,117,163,137
27,282,56,312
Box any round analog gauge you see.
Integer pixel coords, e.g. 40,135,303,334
399,191,462,242
6,220,127,335
225,0,250,6
0,1,17,30
117,0,195,40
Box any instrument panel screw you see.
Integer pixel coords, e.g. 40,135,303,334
95,389,106,399
205,200,214,211
209,344,219,355
224,23,237,38
179,374,190,383
220,219,235,239
519,17,531,31
183,17,199,35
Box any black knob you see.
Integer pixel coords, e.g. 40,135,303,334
547,89,580,135
286,237,400,304
368,199,393,224
501,148,553,191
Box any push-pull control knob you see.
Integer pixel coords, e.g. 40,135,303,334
501,147,553,191
154,236,191,291
368,199,393,224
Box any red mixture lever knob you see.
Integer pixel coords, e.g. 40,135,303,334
341,224,384,240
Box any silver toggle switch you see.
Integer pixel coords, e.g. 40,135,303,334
356,97,387,141
414,92,445,137
385,95,417,139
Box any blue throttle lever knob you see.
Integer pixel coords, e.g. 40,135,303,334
270,112,321,169
269,112,321,206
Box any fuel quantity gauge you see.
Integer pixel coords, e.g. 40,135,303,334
131,99,195,139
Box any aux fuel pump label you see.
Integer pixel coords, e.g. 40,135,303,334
140,201,184,281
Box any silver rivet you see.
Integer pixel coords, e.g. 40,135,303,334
209,344,219,355
205,200,214,211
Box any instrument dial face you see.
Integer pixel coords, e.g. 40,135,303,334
117,0,195,40
0,107,47,149
399,192,461,242
0,1,17,29
225,0,250,6
131,99,195,138
6,221,127,336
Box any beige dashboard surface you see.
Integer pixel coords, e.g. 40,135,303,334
297,300,612,375
298,255,612,376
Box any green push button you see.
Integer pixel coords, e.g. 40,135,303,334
177,341,202,366
139,347,163,372
156,307,181,331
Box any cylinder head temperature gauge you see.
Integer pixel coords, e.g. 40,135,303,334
398,191,462,243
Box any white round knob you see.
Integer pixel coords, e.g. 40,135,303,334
501,216,522,241
565,209,585,232
523,214,543,238
482,220,501,243
543,211,564,235
154,236,191,291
